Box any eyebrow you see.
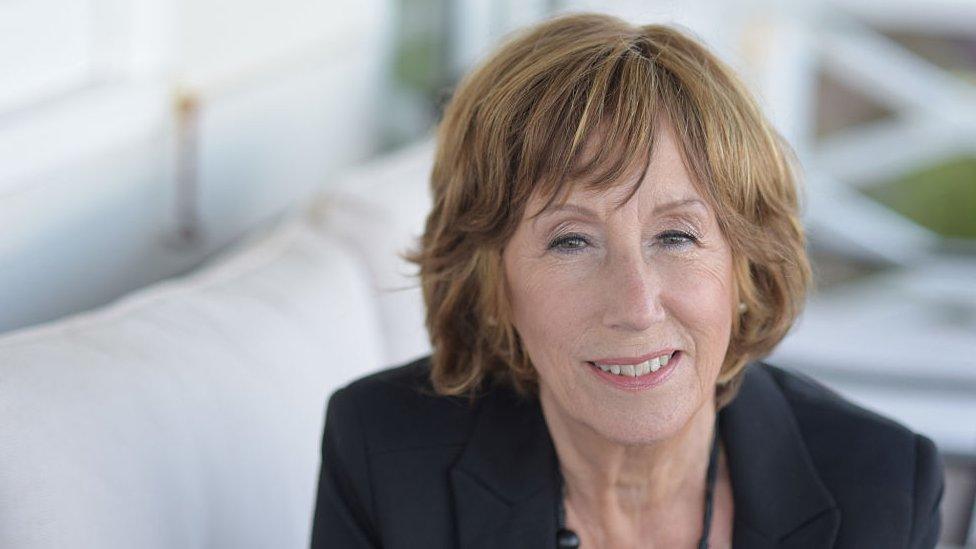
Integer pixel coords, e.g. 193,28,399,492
534,197,707,222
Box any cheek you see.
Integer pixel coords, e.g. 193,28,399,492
508,263,589,357
662,255,735,364
505,257,605,396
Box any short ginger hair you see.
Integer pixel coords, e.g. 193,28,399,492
407,12,812,409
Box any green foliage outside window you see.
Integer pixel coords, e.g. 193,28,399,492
862,155,976,240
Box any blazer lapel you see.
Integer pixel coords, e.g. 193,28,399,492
720,363,840,548
449,387,558,549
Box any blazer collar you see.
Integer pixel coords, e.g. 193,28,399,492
449,386,558,548
448,363,839,548
720,363,840,548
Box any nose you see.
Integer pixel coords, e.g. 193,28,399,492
599,250,665,332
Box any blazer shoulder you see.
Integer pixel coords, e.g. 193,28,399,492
760,362,912,435
329,355,483,455
758,362,942,496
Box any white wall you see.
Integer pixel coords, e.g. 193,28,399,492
0,0,391,335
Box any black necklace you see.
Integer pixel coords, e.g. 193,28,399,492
555,418,721,549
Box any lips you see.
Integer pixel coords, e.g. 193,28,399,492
590,348,678,367
586,351,682,391
589,350,674,377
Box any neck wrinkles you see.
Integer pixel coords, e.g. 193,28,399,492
541,385,718,518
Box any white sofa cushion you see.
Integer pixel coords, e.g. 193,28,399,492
0,217,383,549
305,138,435,368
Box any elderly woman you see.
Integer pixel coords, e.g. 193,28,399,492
310,13,944,549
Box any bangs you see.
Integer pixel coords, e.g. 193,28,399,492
517,38,677,219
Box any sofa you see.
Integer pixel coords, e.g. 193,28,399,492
0,139,436,549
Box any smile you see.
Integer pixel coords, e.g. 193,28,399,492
586,351,681,391
591,351,674,377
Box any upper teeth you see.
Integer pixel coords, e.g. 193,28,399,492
596,353,673,377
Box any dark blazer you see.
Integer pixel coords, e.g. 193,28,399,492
310,356,944,548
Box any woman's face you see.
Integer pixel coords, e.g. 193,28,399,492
502,123,736,445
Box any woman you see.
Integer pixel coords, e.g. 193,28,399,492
311,13,944,548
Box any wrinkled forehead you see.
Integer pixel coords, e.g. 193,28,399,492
528,174,638,221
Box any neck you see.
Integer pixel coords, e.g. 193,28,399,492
541,386,718,523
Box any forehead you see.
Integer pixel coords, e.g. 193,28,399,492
529,122,704,219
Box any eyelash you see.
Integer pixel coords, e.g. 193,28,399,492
547,231,699,254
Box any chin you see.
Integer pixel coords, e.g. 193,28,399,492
567,369,705,446
582,402,692,446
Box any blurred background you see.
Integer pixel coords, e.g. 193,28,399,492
1,0,973,546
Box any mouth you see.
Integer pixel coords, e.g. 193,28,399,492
585,350,682,390
588,349,678,377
